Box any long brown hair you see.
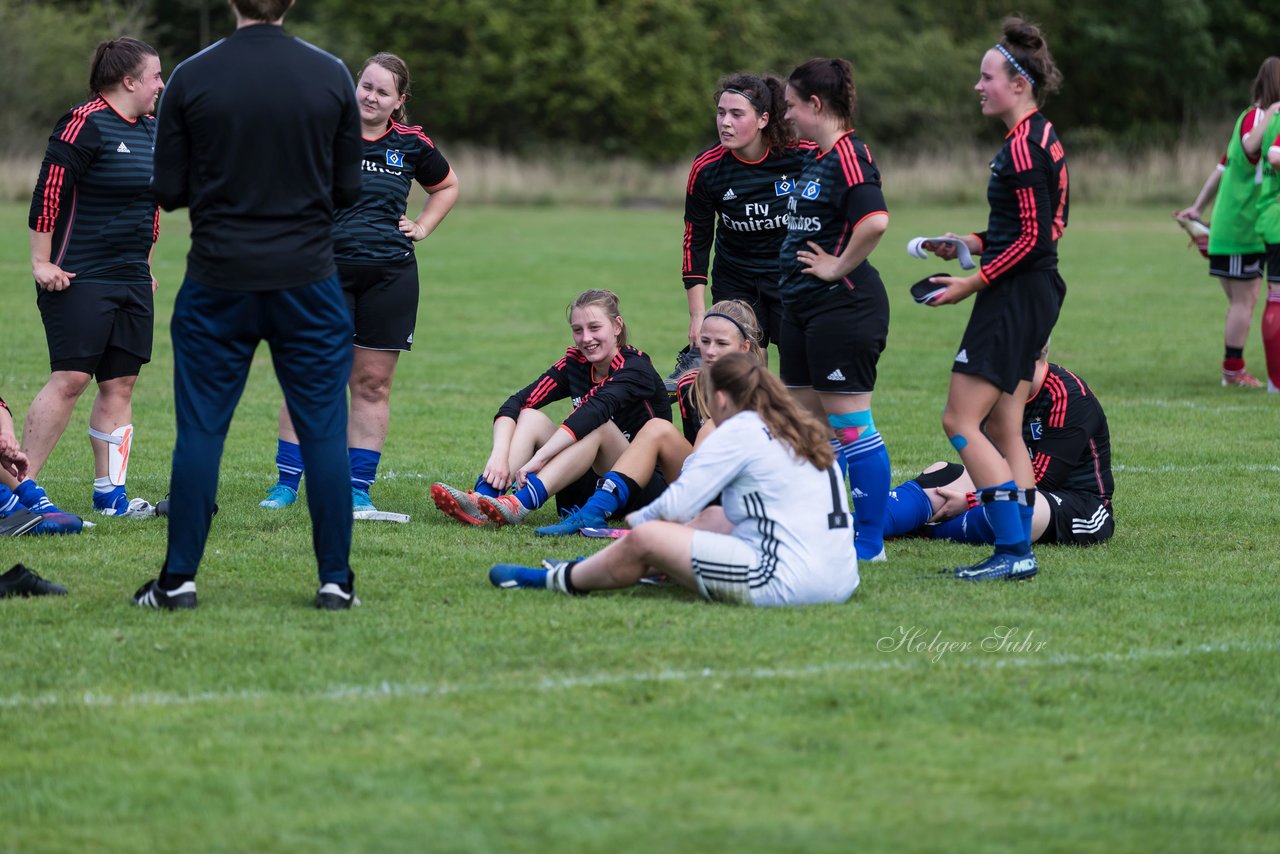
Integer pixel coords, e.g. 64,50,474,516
1253,57,1280,108
697,353,834,469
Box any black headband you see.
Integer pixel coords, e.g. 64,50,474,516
703,311,750,341
721,87,766,115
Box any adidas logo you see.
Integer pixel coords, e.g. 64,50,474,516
722,188,737,201
851,487,868,499
954,349,969,364
826,368,846,381
117,141,131,154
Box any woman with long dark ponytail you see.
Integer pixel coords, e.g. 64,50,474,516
778,57,893,563
18,37,165,518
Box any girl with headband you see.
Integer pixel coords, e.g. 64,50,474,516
918,17,1068,581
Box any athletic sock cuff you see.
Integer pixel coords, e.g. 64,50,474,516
912,462,966,489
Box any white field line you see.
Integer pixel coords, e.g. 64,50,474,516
0,641,1273,711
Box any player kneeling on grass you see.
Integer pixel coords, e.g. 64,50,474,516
883,346,1113,555
432,289,671,527
536,299,764,536
490,353,859,606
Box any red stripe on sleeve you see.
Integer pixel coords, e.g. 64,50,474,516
682,221,703,277
523,375,559,410
980,185,1039,281
836,137,864,185
37,164,66,231
1052,163,1068,240
1045,373,1069,428
1032,452,1050,480
685,147,725,194
59,98,108,145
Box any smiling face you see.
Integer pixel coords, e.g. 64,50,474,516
357,62,406,131
782,84,822,140
698,315,750,367
129,54,164,116
569,304,623,366
975,49,1033,126
717,91,768,157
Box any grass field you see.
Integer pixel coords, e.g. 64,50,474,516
1,200,1277,852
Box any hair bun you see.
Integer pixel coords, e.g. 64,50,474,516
1002,17,1043,51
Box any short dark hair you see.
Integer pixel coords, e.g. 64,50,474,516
231,0,293,22
88,37,158,96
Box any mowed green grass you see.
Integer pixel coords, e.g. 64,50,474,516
1,200,1277,852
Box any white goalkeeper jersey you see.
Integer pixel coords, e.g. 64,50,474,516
629,409,859,603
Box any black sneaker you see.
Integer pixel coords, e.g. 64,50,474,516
315,582,360,610
0,508,44,537
953,551,1038,581
664,345,702,393
132,577,198,609
0,563,67,597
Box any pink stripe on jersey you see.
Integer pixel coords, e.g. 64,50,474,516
37,164,66,231
686,146,727,194
59,98,108,145
391,120,434,148
981,186,1038,282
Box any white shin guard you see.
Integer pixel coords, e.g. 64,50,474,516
88,424,133,487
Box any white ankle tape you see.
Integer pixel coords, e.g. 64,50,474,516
89,424,133,486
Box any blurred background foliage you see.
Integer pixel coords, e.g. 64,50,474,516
0,0,1271,161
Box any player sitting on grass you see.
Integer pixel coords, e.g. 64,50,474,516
535,299,763,536
431,289,671,527
884,345,1113,549
0,394,83,536
490,353,859,606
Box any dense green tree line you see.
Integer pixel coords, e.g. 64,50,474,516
2,0,1272,158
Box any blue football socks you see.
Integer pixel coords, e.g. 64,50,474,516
349,447,380,493
275,439,304,490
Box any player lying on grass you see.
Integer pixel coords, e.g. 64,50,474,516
431,289,672,526
530,299,763,536
489,353,859,606
883,346,1113,548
